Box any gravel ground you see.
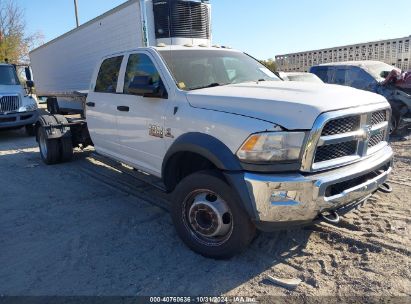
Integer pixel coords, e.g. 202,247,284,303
0,126,410,301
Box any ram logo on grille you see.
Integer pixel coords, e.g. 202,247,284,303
363,125,373,141
0,95,20,113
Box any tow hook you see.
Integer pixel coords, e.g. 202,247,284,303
378,182,392,193
320,210,340,224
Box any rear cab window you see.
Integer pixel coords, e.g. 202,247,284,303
95,56,123,93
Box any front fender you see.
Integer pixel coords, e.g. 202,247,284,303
162,132,259,220
162,132,243,173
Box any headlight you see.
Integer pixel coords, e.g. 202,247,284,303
26,102,38,111
19,97,38,112
237,132,306,162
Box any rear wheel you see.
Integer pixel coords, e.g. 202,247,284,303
171,171,255,259
38,126,60,165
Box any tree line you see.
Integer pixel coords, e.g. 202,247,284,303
259,58,277,73
0,0,42,64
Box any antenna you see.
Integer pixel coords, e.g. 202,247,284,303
74,0,80,27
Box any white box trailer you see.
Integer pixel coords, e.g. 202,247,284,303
29,0,211,113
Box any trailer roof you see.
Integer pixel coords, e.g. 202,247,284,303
30,0,138,55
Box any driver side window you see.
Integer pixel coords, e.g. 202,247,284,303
124,53,160,95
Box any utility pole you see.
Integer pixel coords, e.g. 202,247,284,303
74,0,80,27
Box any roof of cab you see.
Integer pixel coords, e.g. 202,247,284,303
317,60,387,67
100,44,241,59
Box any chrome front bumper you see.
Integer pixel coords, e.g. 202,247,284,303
244,145,393,223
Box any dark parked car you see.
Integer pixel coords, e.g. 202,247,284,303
310,61,411,133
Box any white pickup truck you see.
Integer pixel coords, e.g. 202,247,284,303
35,45,393,258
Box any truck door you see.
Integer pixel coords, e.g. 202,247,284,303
114,51,169,176
86,55,124,159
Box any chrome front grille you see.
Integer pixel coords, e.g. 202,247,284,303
371,110,387,125
368,130,385,148
314,141,358,163
0,95,20,113
321,116,360,136
301,103,390,172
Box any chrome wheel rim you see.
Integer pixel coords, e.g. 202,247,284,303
39,130,48,159
182,190,233,246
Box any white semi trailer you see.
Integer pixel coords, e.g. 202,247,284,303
30,0,211,114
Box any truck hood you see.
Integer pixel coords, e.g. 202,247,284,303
186,81,387,129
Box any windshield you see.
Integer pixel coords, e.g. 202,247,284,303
159,49,280,90
286,73,323,83
365,62,401,81
0,65,20,85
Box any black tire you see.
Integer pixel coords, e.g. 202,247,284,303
37,126,61,165
171,170,256,259
60,136,73,162
25,124,36,136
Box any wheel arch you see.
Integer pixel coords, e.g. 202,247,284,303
162,132,242,192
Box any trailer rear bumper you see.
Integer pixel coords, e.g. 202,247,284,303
0,110,39,129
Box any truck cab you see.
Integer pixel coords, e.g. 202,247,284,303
0,64,38,135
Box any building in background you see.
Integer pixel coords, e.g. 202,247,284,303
276,35,411,72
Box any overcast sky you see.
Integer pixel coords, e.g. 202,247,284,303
18,0,411,59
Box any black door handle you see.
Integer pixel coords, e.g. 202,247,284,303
86,102,95,107
117,106,130,112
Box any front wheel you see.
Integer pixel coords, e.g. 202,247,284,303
171,171,255,259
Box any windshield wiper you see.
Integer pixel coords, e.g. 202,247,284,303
190,83,228,90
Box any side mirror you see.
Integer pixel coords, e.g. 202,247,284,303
26,80,35,88
128,75,165,98
380,71,390,79
25,67,32,81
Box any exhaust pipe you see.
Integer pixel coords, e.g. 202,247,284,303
319,210,340,224
378,182,392,193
